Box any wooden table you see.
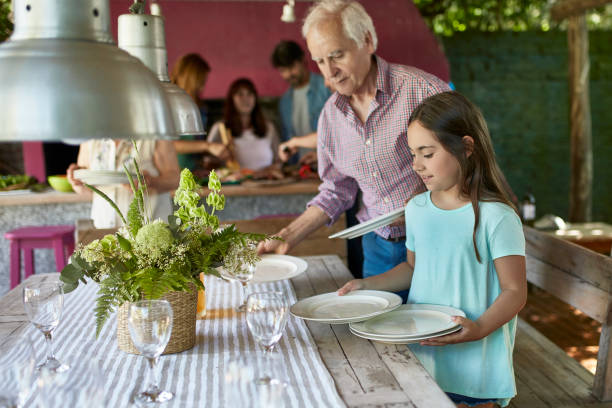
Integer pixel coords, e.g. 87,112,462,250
0,255,453,407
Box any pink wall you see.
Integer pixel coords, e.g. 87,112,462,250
109,1,449,99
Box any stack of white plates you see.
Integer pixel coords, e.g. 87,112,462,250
329,208,405,240
73,169,132,186
290,290,402,324
348,304,465,344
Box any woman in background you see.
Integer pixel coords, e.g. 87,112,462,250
207,78,279,171
170,53,232,171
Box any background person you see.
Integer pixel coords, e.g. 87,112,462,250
271,40,331,163
170,53,232,171
258,0,450,285
207,78,280,171
66,139,180,229
339,91,527,408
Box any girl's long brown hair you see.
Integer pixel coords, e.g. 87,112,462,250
409,91,517,263
224,78,267,138
170,53,210,105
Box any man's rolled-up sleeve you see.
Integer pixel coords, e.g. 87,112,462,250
307,145,358,226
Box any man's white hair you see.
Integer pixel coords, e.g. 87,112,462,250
302,0,378,51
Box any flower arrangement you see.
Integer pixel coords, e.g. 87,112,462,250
60,162,270,336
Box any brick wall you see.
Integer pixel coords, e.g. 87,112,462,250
444,31,612,222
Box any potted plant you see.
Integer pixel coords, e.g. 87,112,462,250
60,162,270,354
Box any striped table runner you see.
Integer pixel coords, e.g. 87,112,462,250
21,275,346,407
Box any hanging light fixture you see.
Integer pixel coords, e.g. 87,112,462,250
0,0,176,142
280,0,296,23
118,3,204,137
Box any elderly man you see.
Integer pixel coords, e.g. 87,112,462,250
259,0,449,280
271,40,331,162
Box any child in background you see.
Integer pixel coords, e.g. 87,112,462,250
338,91,527,408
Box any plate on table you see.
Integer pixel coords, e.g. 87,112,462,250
251,255,308,283
349,304,465,339
290,290,402,324
73,170,132,186
329,208,405,239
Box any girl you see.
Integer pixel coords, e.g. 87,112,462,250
338,91,527,408
207,78,280,171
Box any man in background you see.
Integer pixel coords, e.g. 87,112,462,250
271,40,331,162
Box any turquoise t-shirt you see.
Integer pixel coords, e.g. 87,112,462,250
405,191,525,407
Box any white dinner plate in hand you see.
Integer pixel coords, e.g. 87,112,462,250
252,255,308,283
328,208,405,239
290,290,402,324
349,325,462,344
73,169,132,186
349,304,465,338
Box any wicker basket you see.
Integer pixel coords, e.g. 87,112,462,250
117,288,197,355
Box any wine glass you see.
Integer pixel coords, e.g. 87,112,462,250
224,352,288,408
128,300,173,404
223,242,257,312
0,335,36,407
246,291,289,355
22,280,69,373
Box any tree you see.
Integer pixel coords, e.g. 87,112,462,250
413,0,612,35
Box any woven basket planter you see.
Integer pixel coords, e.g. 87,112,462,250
117,288,198,355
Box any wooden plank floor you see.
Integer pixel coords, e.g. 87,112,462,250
519,287,601,374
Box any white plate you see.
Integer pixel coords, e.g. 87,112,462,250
74,170,132,186
349,325,462,344
329,208,405,239
290,290,402,324
252,255,308,283
350,304,465,338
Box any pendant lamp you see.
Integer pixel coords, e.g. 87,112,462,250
118,8,204,137
0,0,176,141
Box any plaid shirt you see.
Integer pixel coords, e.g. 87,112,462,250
307,56,450,239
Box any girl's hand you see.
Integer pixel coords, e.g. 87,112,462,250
419,316,485,346
337,279,365,296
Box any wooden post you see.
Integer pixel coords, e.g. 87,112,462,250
594,302,612,401
567,15,592,222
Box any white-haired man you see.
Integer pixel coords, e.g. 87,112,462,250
259,0,449,282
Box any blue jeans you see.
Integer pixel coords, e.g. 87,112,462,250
362,232,408,302
446,392,498,406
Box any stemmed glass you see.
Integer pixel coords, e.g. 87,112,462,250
246,291,289,356
22,280,69,373
128,300,174,404
223,242,257,312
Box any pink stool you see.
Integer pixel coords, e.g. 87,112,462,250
4,225,75,289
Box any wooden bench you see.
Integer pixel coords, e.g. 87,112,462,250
511,227,612,407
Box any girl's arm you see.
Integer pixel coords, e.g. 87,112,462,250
421,254,527,346
337,250,415,295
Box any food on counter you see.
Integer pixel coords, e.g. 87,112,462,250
47,175,74,192
0,174,35,191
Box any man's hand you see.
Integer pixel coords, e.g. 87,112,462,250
337,279,365,296
257,237,292,255
279,141,297,162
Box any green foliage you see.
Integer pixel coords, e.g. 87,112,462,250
0,0,12,43
413,0,612,36
60,165,273,336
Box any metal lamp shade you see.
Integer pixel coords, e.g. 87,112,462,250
0,0,176,141
118,14,204,136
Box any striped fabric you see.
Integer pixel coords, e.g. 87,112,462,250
308,56,450,239
20,277,346,407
